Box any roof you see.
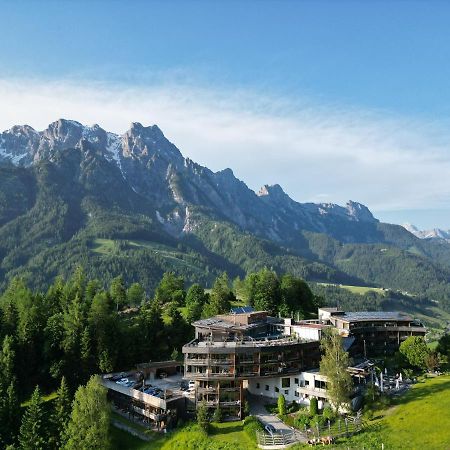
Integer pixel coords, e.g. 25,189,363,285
334,311,413,323
192,316,263,331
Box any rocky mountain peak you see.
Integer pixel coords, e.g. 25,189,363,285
0,118,383,244
345,200,377,222
123,122,182,164
257,183,287,198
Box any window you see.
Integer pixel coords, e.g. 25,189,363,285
294,378,299,385
294,391,299,397
265,385,269,391
275,387,279,393
315,380,327,390
305,380,310,386
281,378,291,388
256,383,260,389
284,390,289,395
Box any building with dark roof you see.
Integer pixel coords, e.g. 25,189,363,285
182,309,321,419
182,306,427,419
321,308,426,356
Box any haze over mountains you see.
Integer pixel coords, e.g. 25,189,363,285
1,119,450,310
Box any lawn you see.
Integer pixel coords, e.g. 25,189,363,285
111,421,257,450
380,375,450,449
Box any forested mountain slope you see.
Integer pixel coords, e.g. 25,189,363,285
1,119,450,309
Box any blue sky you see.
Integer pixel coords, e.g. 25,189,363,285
1,1,450,228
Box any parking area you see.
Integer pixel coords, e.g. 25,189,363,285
106,370,189,401
147,373,185,396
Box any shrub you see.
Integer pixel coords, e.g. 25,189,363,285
243,416,264,442
322,406,335,422
379,395,391,408
243,401,250,417
294,414,310,429
309,397,318,416
287,401,300,414
196,400,209,433
212,405,222,423
278,394,287,415
311,413,327,427
365,408,374,421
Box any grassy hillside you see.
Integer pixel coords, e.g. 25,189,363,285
111,422,257,450
381,375,450,449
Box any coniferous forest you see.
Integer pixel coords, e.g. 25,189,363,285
0,267,318,449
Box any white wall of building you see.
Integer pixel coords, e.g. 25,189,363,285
247,371,328,409
291,325,322,341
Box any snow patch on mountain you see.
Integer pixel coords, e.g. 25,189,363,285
105,133,123,171
403,223,450,241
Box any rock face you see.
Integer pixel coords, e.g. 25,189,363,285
0,119,379,242
403,223,450,242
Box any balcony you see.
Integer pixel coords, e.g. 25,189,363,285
296,386,329,398
210,359,233,365
185,359,209,366
220,400,241,407
237,371,259,377
183,336,315,351
197,386,218,393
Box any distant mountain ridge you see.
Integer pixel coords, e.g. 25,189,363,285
403,223,450,242
1,119,450,309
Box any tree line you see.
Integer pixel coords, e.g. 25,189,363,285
0,266,317,448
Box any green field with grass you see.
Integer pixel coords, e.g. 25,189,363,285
380,375,450,449
317,282,385,295
111,421,257,450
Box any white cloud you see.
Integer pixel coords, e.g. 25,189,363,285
1,77,450,217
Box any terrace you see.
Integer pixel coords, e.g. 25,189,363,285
102,371,185,410
183,335,316,349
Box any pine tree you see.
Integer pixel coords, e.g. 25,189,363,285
18,386,46,450
0,336,16,385
0,380,20,447
51,376,72,449
205,273,235,316
185,284,208,323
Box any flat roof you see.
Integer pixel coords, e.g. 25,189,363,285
294,323,328,329
333,311,413,322
192,314,279,332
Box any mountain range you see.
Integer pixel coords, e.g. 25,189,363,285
403,223,450,242
1,119,450,310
